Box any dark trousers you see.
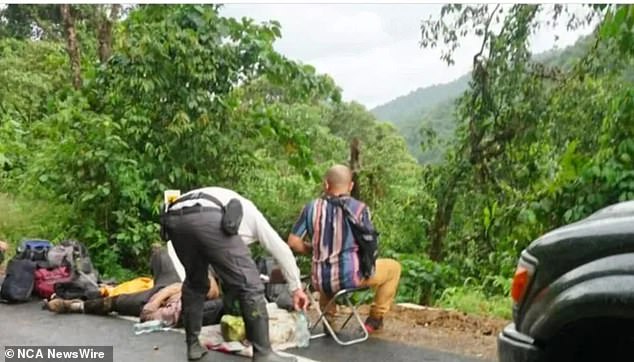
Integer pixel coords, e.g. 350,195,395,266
84,287,224,327
82,287,157,316
112,288,160,316
163,207,266,344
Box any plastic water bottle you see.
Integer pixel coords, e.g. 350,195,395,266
134,320,170,335
295,312,310,348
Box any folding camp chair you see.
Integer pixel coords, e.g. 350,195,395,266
303,276,371,346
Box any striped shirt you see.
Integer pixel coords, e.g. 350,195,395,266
291,196,373,296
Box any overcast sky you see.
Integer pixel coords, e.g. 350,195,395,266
220,4,597,109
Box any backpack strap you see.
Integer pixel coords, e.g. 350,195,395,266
321,195,365,224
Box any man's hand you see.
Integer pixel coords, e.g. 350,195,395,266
287,234,311,255
292,288,310,311
0,240,8,252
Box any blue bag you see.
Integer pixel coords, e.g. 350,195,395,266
17,239,52,263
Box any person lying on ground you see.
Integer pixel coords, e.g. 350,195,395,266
44,274,223,327
288,164,402,334
44,247,225,328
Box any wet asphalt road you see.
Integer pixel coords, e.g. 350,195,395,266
0,301,486,362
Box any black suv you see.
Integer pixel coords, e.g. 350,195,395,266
498,201,634,362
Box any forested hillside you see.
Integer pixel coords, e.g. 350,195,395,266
372,34,595,164
371,75,468,164
1,4,633,317
371,74,469,130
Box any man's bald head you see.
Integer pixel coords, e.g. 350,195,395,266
324,164,353,194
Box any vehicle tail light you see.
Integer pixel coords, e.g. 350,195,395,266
511,260,535,303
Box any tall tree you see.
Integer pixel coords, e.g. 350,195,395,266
60,4,81,89
420,4,602,261
96,4,121,63
350,138,361,199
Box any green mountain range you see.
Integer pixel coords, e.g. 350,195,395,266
371,35,594,164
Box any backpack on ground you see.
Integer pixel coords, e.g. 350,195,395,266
0,258,37,303
46,244,74,269
54,277,102,300
16,239,52,267
52,240,101,300
34,266,72,299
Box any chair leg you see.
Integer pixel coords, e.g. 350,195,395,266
306,288,370,346
339,295,356,330
308,293,336,340
333,295,368,346
304,282,327,339
340,289,370,330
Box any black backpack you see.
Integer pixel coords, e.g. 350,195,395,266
326,197,379,279
1,239,54,303
1,258,37,303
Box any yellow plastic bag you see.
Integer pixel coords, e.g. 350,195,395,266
220,315,246,342
102,277,154,297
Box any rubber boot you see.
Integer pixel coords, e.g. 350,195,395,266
186,335,207,361
241,294,297,362
182,285,208,361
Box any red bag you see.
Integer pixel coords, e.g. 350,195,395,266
34,266,72,299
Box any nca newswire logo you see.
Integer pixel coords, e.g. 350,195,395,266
5,346,113,362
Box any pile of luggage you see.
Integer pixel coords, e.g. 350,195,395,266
1,239,102,303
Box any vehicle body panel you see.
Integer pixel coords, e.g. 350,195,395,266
498,201,634,361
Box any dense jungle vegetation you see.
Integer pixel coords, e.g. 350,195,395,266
1,4,633,318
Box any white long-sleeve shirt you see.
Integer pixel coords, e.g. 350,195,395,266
169,187,301,293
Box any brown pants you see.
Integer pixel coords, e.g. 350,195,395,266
319,258,402,320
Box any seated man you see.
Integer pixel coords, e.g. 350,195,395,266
44,246,224,328
287,164,402,333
